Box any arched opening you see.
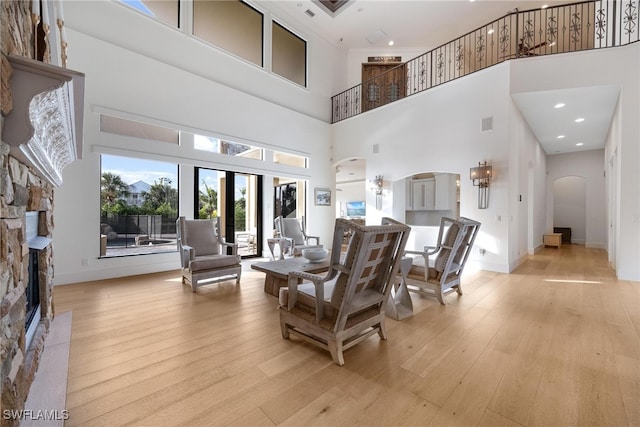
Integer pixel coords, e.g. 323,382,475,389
334,158,366,219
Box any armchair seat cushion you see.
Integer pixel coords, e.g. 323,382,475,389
189,254,241,271
278,281,335,308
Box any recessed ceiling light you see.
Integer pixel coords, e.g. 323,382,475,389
487,28,495,35
388,40,394,46
557,135,566,139
575,117,585,122
542,4,549,9
554,103,565,109
576,142,584,146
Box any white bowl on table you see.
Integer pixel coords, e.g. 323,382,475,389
301,248,328,263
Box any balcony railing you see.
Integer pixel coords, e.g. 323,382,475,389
331,0,639,123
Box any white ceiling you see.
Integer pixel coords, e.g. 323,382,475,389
260,0,619,179
512,86,620,155
265,0,579,50
335,158,366,184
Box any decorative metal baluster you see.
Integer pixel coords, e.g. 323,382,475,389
499,23,510,59
570,11,582,48
455,43,464,73
547,15,558,49
623,0,638,42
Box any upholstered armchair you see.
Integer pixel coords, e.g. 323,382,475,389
176,216,242,292
274,216,321,256
404,217,480,304
279,217,410,365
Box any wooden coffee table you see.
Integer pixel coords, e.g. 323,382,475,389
251,257,330,296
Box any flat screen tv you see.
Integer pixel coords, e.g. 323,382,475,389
346,201,365,217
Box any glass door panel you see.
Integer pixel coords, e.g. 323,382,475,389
195,167,261,258
234,173,259,257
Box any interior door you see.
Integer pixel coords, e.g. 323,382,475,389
362,62,406,112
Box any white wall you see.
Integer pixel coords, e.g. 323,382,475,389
546,150,606,248
333,45,639,276
508,99,547,264
63,0,347,123
553,176,587,244
54,1,343,284
333,64,513,273
604,92,622,269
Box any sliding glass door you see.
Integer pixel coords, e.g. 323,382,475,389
195,167,262,258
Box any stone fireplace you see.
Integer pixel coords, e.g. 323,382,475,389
1,2,83,425
0,144,55,425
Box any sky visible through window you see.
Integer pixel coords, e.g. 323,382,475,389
121,0,154,16
102,155,177,188
101,155,247,198
199,168,247,199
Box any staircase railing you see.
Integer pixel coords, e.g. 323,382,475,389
331,0,639,123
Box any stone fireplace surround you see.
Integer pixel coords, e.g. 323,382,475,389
1,2,83,424
0,143,55,425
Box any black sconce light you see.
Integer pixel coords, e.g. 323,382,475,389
470,162,492,209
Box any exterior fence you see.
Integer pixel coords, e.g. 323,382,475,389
100,214,177,248
331,0,639,123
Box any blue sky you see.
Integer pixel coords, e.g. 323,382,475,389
101,154,247,197
121,0,154,16
102,155,177,188
199,168,248,198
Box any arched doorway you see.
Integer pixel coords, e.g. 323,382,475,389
334,158,366,219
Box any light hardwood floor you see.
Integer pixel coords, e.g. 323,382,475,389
54,245,640,426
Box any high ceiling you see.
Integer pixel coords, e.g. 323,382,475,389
260,0,618,180
265,0,580,50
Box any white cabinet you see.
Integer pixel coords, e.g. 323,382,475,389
409,178,435,210
434,174,457,210
405,179,413,210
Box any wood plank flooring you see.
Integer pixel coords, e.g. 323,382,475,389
53,245,640,426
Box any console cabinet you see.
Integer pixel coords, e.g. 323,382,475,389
407,174,457,211
434,173,457,210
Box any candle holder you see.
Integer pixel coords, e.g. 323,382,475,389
57,18,67,68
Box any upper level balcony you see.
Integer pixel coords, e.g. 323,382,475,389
331,0,639,123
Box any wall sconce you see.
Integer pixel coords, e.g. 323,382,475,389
375,175,384,210
470,162,492,209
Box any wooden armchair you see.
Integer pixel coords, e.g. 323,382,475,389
278,217,410,365
176,216,242,292
274,216,321,256
404,217,480,304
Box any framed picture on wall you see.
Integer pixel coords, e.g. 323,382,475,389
314,188,331,206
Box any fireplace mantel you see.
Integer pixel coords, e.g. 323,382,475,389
3,55,85,187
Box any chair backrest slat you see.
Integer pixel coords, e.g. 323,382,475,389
327,218,410,333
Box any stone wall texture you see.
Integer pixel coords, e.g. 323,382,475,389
1,2,55,426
